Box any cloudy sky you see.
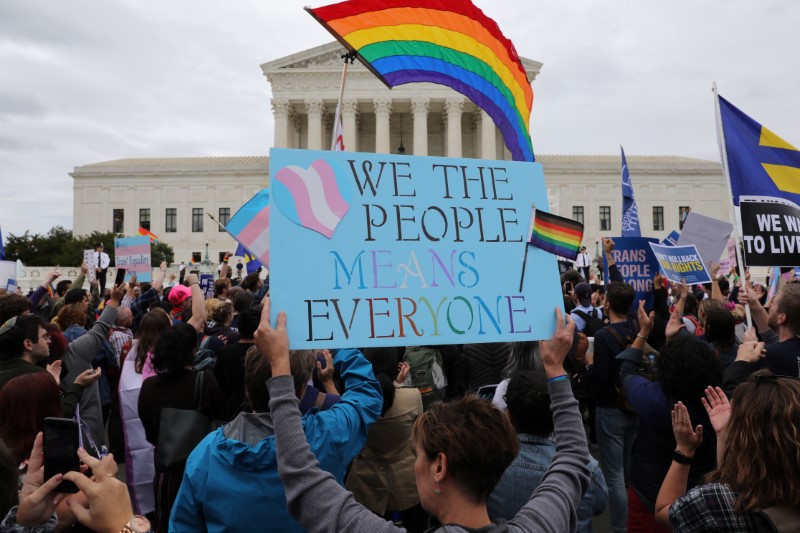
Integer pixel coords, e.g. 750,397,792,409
1,0,798,236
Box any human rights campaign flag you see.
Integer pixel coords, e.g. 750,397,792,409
718,95,800,206
620,147,641,237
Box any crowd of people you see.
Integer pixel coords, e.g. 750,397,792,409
0,237,798,532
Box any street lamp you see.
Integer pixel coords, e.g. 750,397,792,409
203,241,210,272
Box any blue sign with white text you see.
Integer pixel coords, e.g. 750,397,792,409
602,237,660,311
268,148,564,348
649,243,712,285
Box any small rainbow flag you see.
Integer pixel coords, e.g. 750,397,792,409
306,0,534,162
137,227,158,243
528,209,583,261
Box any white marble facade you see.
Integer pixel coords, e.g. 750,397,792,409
71,42,729,262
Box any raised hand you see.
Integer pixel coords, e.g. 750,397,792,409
736,341,765,363
742,327,758,344
540,308,576,379
63,448,132,533
16,433,66,527
75,368,102,388
254,296,290,377
701,386,731,436
396,361,410,384
46,360,62,386
665,306,685,339
316,349,335,383
671,401,703,456
637,300,655,337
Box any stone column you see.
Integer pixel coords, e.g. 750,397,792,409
271,98,291,149
342,99,359,152
373,98,392,154
480,110,496,160
444,98,464,158
411,98,430,156
305,98,324,151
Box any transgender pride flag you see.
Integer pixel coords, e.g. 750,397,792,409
226,189,270,268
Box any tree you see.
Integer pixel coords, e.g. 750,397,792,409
4,227,174,267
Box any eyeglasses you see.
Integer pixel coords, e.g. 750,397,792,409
0,316,18,337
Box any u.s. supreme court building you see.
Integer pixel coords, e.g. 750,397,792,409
71,42,728,264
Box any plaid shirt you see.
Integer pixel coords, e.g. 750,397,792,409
669,482,759,532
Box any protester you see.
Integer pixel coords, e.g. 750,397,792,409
119,310,172,516
138,323,226,532
0,372,62,465
655,372,800,531
616,302,721,532
212,306,259,419
257,300,590,532
583,239,637,533
460,342,511,392
170,334,381,532
488,370,608,532
345,350,425,532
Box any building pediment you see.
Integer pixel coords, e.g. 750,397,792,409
261,41,542,81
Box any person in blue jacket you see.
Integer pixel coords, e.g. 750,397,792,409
169,343,382,533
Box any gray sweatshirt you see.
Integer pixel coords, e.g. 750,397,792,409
63,304,118,448
267,374,590,533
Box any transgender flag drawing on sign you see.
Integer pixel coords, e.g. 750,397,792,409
226,189,270,267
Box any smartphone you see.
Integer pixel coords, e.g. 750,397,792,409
43,417,80,493
114,268,126,286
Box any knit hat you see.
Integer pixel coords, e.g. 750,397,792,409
168,284,192,305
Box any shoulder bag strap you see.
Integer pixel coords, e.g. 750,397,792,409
194,370,205,411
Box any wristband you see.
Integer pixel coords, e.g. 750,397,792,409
191,282,200,287
672,449,694,465
547,375,569,384
636,333,648,340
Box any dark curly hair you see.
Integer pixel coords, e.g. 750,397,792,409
505,371,552,437
0,294,30,325
656,335,722,402
704,307,735,353
151,323,197,374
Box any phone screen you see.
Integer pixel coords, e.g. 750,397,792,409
43,418,80,493
114,268,126,286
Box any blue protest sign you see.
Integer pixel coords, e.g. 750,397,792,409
661,230,680,246
602,237,659,311
268,148,563,349
199,274,214,300
649,243,712,285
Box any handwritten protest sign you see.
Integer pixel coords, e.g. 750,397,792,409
114,236,151,282
677,212,733,268
268,148,562,349
718,239,737,276
83,249,97,282
649,243,712,285
740,200,800,267
0,261,16,291
661,230,680,246
602,237,659,311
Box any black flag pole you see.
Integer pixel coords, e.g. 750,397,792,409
519,204,536,292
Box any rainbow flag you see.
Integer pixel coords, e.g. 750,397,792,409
307,0,534,162
528,209,583,261
137,227,158,243
225,189,270,267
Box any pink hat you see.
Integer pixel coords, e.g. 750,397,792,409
168,284,192,305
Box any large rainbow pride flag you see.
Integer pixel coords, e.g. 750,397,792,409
307,0,535,162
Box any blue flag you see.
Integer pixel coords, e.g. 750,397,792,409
234,243,263,274
718,95,800,206
620,147,641,237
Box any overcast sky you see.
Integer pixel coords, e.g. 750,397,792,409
1,0,798,237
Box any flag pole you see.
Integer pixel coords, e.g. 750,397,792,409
206,212,226,232
330,52,356,151
519,204,536,292
712,82,752,327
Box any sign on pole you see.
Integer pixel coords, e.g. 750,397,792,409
649,243,712,285
740,200,800,267
676,212,733,268
0,261,16,291
268,148,563,349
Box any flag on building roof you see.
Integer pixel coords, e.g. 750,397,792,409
306,0,535,162
620,146,641,237
137,227,158,243
528,208,584,261
226,189,270,267
717,95,800,206
234,243,264,274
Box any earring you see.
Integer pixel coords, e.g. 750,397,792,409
433,479,442,495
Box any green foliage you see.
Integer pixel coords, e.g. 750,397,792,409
4,227,174,267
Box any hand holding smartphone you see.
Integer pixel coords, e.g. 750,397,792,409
43,417,80,493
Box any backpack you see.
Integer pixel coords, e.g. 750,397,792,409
192,336,216,372
684,315,705,337
604,326,658,413
572,307,606,336
404,346,447,410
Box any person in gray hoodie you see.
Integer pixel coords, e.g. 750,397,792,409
257,300,591,533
